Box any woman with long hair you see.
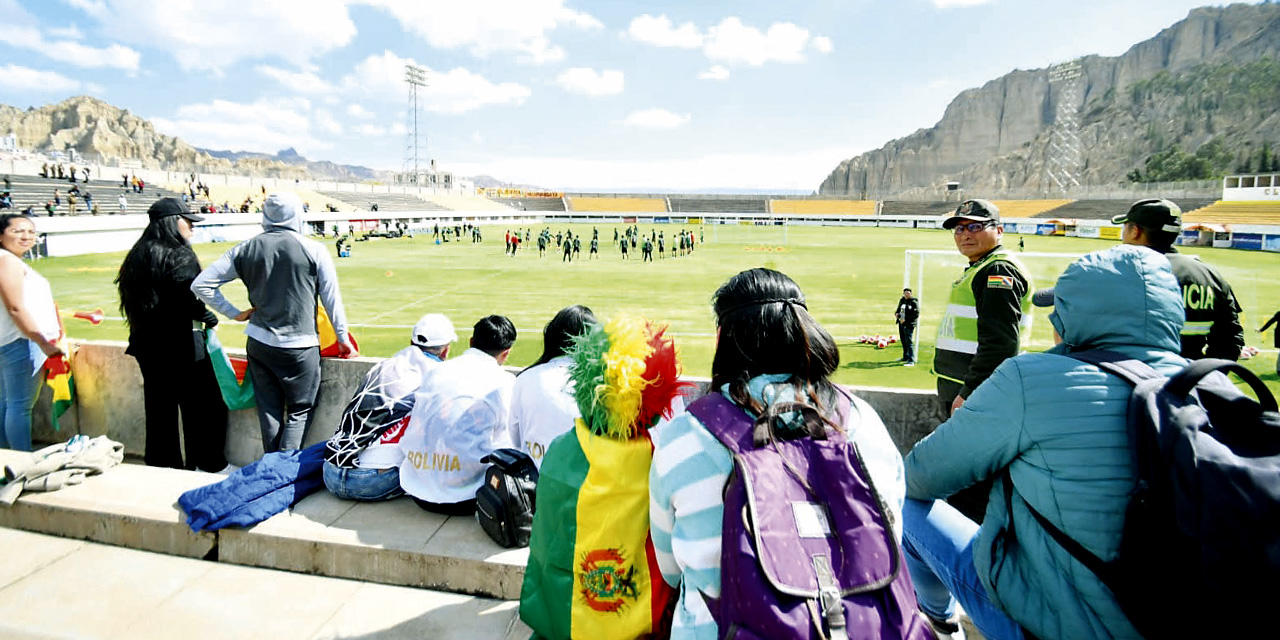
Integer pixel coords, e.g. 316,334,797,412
0,214,61,451
508,304,595,467
649,267,912,639
116,198,226,471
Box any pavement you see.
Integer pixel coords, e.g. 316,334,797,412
0,527,531,640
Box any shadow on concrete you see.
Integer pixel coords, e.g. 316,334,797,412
327,598,528,640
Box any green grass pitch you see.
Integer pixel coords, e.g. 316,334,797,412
43,223,1280,395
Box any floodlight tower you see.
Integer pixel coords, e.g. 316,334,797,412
404,63,428,183
1044,59,1084,194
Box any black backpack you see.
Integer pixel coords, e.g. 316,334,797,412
1013,351,1280,638
475,448,539,548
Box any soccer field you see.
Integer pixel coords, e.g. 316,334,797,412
43,223,1280,394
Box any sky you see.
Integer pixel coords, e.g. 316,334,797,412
0,0,1244,192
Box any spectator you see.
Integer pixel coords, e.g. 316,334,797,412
117,193,127,214
0,214,62,451
1115,198,1245,360
895,287,920,365
508,305,596,468
192,191,355,455
901,245,1184,640
323,313,456,501
649,268,906,640
116,198,226,472
398,315,517,515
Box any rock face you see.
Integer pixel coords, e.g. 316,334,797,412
821,3,1280,197
0,96,377,181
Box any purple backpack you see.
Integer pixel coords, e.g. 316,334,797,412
687,391,932,640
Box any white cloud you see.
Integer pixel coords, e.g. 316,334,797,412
47,24,85,40
255,65,335,94
626,15,831,68
698,65,730,81
314,109,343,135
627,14,703,49
346,104,376,120
8,25,140,71
356,123,388,137
554,68,623,96
151,97,331,155
448,147,853,191
65,0,356,72
0,64,86,93
622,108,690,130
356,0,602,65
932,0,995,7
342,51,531,114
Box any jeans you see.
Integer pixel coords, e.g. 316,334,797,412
322,460,404,501
0,338,45,451
902,498,1025,640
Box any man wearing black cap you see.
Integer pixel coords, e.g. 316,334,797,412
1115,198,1244,361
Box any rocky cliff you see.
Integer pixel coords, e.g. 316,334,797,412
820,3,1280,197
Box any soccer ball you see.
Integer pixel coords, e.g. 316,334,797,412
876,339,888,349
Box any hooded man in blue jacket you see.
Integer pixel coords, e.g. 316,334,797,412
901,245,1185,640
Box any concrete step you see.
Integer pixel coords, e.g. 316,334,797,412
0,450,527,600
0,528,531,640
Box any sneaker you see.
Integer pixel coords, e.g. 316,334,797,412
925,614,965,640
216,464,241,476
904,362,915,367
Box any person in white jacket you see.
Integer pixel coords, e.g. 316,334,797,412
508,305,596,468
398,315,517,515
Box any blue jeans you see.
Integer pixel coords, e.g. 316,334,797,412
0,338,44,451
322,460,404,501
902,498,1025,640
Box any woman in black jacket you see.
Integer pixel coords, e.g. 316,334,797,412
116,198,227,471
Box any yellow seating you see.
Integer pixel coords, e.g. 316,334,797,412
568,197,668,213
989,200,1073,218
769,200,877,215
1183,201,1280,226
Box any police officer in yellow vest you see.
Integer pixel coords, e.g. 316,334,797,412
934,199,1033,416
1115,198,1244,361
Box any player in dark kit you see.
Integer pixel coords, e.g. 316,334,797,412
589,236,599,258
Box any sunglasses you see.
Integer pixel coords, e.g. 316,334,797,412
952,221,996,234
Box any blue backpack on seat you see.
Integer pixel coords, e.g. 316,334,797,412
1014,351,1280,638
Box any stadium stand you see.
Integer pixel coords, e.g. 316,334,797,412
669,197,766,213
989,199,1073,218
315,190,449,212
770,199,877,215
878,201,960,217
491,197,567,212
1183,200,1280,226
422,193,510,211
568,196,668,213
190,184,353,214
2,174,186,216
1034,198,1219,220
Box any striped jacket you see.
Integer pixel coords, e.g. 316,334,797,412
649,374,906,640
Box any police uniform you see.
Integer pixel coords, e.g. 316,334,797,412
895,294,920,363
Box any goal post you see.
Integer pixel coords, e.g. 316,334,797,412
903,249,1087,352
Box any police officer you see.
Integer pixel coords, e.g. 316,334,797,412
1260,310,1280,375
1115,198,1244,360
934,199,1033,523
895,288,920,365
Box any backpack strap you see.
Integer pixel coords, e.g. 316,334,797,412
1166,359,1278,410
686,388,855,454
1065,348,1162,387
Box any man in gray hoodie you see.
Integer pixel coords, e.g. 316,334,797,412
193,191,355,454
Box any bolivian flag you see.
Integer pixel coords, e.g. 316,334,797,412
317,305,358,357
520,317,690,639
206,329,255,411
44,336,74,431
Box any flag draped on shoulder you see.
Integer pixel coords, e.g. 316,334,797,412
520,316,690,639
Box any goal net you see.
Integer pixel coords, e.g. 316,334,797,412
904,249,1086,352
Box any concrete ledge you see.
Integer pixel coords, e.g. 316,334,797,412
0,450,215,559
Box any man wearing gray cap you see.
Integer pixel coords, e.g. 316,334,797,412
322,313,456,502
1115,198,1244,361
193,191,356,455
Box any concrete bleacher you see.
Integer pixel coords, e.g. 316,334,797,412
186,184,355,215
567,196,667,213
769,199,877,215
3,174,187,216
669,197,766,213
1183,200,1280,226
315,190,450,212
491,197,566,212
989,199,1073,219
1035,198,1219,221
422,193,509,211
879,201,960,217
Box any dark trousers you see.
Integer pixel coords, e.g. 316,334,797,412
245,338,321,454
899,322,917,362
136,352,228,472
413,496,476,516
935,377,990,523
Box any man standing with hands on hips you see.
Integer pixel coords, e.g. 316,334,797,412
895,288,920,365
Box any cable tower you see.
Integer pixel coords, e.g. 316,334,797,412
1044,59,1084,194
403,64,428,183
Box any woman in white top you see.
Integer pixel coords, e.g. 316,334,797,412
0,215,62,451
508,305,596,468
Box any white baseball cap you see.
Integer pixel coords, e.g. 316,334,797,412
411,314,457,347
